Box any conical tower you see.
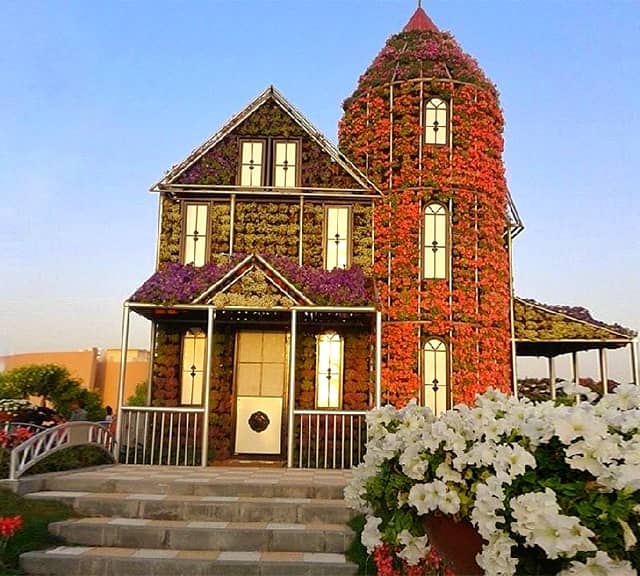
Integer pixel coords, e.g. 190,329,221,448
339,5,513,408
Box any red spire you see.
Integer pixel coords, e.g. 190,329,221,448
403,4,439,33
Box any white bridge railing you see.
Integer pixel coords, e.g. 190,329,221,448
2,422,46,435
294,410,368,469
118,406,205,466
9,422,115,480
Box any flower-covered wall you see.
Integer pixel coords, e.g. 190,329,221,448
156,96,375,271
339,25,512,406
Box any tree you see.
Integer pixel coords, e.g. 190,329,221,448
126,381,148,407
0,364,104,421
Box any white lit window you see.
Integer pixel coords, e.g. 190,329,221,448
423,338,447,415
184,203,208,267
325,206,350,270
181,329,206,405
423,203,448,279
240,141,264,187
316,332,343,409
274,141,298,188
425,98,448,145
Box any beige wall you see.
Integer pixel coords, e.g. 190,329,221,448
0,348,150,410
97,349,150,409
1,349,99,390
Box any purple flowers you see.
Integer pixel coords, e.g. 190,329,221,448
130,255,377,307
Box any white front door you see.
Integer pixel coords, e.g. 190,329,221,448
234,331,287,455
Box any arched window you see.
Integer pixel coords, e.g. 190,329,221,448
423,203,448,279
423,338,448,415
425,98,448,145
181,329,206,405
316,332,344,408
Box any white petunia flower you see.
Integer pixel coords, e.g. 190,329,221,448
396,529,429,566
476,532,518,576
557,550,636,576
361,515,383,554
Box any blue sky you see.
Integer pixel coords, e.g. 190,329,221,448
1,1,638,381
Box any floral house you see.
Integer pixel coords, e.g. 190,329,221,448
116,5,638,468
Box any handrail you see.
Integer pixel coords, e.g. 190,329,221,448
293,409,369,416
1,421,47,434
9,421,115,480
120,406,205,414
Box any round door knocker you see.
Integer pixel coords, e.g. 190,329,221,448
248,410,270,433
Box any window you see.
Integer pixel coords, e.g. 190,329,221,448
423,203,448,279
324,206,350,270
273,141,298,188
184,203,208,267
240,141,264,187
316,332,343,409
239,140,298,188
425,98,448,145
181,329,206,405
423,338,448,415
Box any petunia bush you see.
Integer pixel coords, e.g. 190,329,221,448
345,384,640,575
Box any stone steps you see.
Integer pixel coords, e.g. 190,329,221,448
26,491,353,524
49,517,352,552
19,465,359,576
20,546,356,576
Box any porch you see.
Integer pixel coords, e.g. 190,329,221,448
116,303,382,469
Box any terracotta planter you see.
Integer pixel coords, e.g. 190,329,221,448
423,514,484,575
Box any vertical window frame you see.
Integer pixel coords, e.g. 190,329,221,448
239,139,266,188
422,202,449,280
424,97,449,146
182,202,210,267
180,328,207,406
323,205,352,270
272,139,300,189
315,331,344,409
422,337,448,415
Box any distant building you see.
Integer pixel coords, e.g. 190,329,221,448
0,348,149,409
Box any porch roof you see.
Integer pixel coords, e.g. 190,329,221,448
514,297,636,357
128,254,379,312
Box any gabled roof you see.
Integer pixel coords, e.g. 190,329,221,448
128,254,378,308
152,86,381,195
514,297,636,356
193,254,313,307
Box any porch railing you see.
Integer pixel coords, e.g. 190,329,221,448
119,406,205,466
294,410,368,469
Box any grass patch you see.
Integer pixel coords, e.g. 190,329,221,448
0,488,76,573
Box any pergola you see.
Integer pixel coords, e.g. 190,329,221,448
514,298,639,398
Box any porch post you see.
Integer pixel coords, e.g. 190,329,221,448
146,322,156,404
571,351,580,403
287,309,297,468
631,339,639,386
201,307,215,467
599,348,609,395
548,356,556,400
375,310,382,408
115,304,131,455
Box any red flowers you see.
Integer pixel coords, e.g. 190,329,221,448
0,516,22,539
